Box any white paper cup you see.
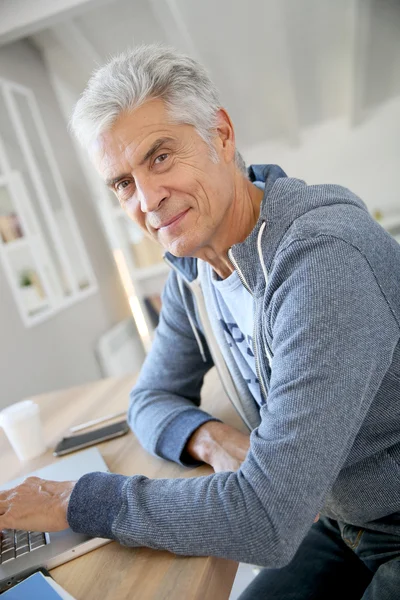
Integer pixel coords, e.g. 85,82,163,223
0,400,47,461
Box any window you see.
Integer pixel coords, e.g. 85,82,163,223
0,78,97,326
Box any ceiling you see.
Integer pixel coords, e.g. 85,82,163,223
2,0,400,149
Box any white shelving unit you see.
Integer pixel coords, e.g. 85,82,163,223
94,192,170,346
0,77,98,327
135,261,170,282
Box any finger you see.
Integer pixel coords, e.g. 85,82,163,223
17,476,42,490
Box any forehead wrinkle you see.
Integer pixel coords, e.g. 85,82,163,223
102,150,128,182
98,105,183,183
102,135,168,185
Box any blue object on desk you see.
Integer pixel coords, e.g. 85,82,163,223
1,571,62,599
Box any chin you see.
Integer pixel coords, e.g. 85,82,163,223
166,245,195,258
165,236,199,258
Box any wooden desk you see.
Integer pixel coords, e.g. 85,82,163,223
0,369,248,599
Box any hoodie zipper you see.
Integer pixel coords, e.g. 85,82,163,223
228,247,268,403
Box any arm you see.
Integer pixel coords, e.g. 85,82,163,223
3,238,398,567
128,270,219,466
65,237,398,567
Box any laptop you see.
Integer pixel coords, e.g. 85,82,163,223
0,447,112,592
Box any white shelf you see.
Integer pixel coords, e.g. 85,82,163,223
104,198,168,336
134,262,169,281
2,237,29,253
27,298,50,316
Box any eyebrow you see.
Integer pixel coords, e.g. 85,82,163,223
105,173,132,188
140,137,174,165
105,137,174,188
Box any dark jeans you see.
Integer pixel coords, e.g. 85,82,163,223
238,517,400,599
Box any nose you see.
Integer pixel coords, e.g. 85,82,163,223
136,175,168,213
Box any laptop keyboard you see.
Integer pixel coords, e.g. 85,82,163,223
0,530,50,564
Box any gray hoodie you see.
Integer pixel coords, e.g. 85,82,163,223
68,165,400,568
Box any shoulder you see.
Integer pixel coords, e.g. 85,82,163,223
271,182,374,255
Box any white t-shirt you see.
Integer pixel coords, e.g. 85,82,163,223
209,267,263,406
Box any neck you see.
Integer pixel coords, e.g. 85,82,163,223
195,174,264,279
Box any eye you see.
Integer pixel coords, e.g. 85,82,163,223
154,153,169,165
116,180,131,191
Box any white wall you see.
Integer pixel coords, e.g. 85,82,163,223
0,40,131,407
243,96,400,218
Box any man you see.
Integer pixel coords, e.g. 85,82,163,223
1,45,400,599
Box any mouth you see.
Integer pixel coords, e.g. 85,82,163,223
156,209,190,231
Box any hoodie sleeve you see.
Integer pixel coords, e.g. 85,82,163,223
127,270,218,467
68,237,399,568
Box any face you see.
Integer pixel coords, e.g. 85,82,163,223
91,99,236,257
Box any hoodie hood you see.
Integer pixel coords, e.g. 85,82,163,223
164,164,368,286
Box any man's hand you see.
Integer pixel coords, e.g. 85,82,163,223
0,477,75,532
186,421,250,472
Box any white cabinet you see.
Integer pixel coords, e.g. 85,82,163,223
0,78,97,327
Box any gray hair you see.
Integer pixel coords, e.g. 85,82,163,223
70,44,247,175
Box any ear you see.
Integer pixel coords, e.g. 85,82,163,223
215,108,236,164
